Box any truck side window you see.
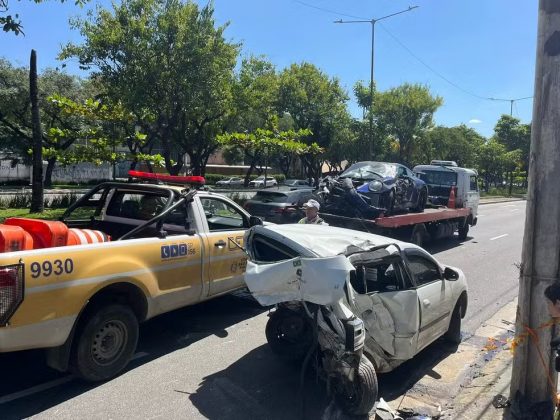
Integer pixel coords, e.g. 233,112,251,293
201,197,246,231
407,255,442,286
469,175,478,191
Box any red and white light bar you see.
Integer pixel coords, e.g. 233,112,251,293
128,170,205,186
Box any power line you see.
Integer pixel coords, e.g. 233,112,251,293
294,1,533,108
378,23,533,105
293,0,368,20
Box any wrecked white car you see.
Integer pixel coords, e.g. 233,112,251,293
244,224,468,412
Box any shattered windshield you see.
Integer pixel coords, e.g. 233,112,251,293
340,162,397,180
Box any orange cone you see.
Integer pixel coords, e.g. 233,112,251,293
448,186,456,209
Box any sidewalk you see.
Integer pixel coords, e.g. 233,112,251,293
381,299,519,419
479,197,526,205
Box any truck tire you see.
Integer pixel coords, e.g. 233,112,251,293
458,220,469,240
335,357,378,416
71,304,139,382
411,224,428,247
265,308,313,363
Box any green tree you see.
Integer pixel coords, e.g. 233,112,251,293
277,62,350,180
61,0,239,176
493,115,531,185
477,139,507,191
1,0,87,35
0,59,92,186
420,125,485,167
217,128,319,186
373,83,443,166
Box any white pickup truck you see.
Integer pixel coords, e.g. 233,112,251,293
0,172,259,381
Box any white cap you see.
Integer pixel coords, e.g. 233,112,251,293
303,199,320,210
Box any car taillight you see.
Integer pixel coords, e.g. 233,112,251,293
0,264,24,326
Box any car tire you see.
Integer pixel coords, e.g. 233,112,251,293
413,189,427,212
265,308,313,363
71,304,139,382
386,190,396,214
335,357,378,416
444,302,462,345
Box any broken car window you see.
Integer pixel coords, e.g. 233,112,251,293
406,255,442,286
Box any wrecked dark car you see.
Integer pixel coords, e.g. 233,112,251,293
244,224,468,414
317,162,428,219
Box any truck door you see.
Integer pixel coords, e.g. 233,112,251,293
405,251,453,351
465,174,480,220
197,196,248,296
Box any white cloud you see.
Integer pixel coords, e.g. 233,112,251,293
468,119,482,124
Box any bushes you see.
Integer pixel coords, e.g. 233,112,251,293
0,192,79,210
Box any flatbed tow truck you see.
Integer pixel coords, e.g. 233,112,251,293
320,187,477,247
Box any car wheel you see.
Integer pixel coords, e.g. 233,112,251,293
71,304,139,382
413,189,427,212
265,308,313,363
444,302,462,345
386,190,396,214
335,357,378,416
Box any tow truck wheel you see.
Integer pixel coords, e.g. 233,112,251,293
458,221,469,240
413,189,427,212
265,308,313,362
71,304,139,382
335,357,378,416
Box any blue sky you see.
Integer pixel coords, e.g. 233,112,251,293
2,0,537,137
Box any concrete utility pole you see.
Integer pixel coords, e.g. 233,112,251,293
335,5,418,160
510,0,560,415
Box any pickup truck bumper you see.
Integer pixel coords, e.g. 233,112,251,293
0,315,76,352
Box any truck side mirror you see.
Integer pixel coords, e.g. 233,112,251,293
249,215,263,227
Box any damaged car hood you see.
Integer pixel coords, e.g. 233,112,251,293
245,224,416,258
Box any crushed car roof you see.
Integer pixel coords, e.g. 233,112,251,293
249,224,417,258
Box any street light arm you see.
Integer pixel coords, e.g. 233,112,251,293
334,19,372,24
375,5,419,23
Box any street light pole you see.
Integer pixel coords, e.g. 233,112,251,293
335,5,418,159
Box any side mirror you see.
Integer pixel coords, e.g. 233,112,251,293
444,267,459,281
249,215,264,226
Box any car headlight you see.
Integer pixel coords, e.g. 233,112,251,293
368,180,383,192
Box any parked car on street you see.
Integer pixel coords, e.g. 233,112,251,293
215,176,244,188
243,188,315,223
335,161,428,214
282,179,311,189
249,176,278,188
244,223,468,406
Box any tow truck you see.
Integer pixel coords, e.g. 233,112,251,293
0,171,260,381
321,164,479,247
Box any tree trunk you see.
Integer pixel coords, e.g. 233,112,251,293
29,50,44,213
44,157,57,188
508,171,514,196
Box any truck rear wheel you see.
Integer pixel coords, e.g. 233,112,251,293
458,220,469,240
71,304,139,382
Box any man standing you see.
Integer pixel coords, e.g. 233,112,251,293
298,199,325,225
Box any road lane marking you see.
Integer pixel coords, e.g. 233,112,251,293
0,352,149,404
0,375,74,404
490,234,509,241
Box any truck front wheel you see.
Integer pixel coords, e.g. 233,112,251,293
71,304,139,382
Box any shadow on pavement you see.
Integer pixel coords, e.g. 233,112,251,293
0,293,266,419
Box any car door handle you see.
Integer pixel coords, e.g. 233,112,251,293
214,240,226,248
422,299,431,307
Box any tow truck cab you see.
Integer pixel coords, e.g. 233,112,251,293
413,161,479,226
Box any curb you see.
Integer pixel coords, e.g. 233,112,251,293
479,198,525,205
386,299,518,418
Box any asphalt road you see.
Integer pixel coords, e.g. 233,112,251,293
0,201,526,419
